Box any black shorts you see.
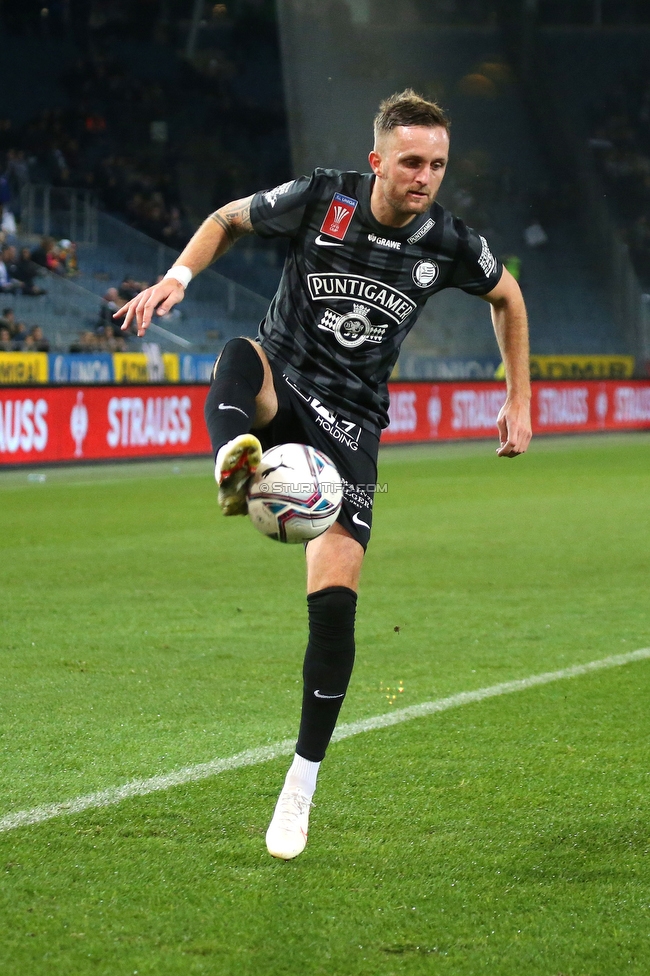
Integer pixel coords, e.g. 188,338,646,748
255,361,380,550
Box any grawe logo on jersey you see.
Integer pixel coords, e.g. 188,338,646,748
320,192,358,240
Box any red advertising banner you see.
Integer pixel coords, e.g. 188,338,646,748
384,380,650,443
2,380,650,465
0,385,211,465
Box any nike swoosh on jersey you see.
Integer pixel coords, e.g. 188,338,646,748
218,403,249,417
314,690,345,699
352,512,370,529
315,235,345,247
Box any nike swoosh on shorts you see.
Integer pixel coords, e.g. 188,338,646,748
218,403,249,417
352,512,370,529
314,690,345,699
315,235,344,247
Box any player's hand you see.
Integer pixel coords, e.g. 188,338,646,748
496,396,532,457
113,279,186,337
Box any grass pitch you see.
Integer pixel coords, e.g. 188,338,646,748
1,433,649,975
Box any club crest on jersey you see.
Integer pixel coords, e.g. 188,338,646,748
412,259,440,288
320,192,358,240
317,305,388,349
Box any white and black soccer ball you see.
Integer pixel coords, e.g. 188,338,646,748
246,443,343,543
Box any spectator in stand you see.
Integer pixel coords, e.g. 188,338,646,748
1,206,17,239
69,330,98,353
56,240,79,276
161,206,186,250
119,277,148,301
97,286,126,331
46,242,67,275
97,322,126,353
0,307,15,332
28,325,50,352
3,244,18,276
12,320,28,346
139,199,167,240
15,247,47,296
31,236,56,269
0,245,23,293
0,325,12,350
65,241,79,275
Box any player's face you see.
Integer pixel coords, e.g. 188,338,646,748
369,125,449,225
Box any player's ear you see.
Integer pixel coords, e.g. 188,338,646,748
368,149,383,177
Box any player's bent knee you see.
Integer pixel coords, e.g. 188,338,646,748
212,336,264,386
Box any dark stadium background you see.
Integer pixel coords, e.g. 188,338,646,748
2,7,650,974
1,0,649,460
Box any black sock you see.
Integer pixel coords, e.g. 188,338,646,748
204,338,264,456
296,586,357,763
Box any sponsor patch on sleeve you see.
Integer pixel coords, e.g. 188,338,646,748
478,236,497,277
263,180,295,208
320,192,358,240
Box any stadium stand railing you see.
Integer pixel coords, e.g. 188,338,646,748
14,186,269,355
20,184,98,246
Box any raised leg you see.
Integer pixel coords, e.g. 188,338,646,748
204,337,277,515
204,336,277,455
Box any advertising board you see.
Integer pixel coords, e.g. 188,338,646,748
2,381,649,466
0,385,211,464
0,353,49,384
383,380,650,443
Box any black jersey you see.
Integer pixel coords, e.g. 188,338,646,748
250,168,502,435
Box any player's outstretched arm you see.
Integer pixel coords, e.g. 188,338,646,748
114,195,255,337
482,267,532,458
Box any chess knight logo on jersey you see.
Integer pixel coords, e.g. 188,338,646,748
317,304,389,349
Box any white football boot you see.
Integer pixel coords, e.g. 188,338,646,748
214,433,262,516
265,786,313,860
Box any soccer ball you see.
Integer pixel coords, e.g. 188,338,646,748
246,443,343,543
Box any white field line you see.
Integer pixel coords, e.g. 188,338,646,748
1,647,649,835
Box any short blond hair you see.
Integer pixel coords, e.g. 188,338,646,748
374,89,450,143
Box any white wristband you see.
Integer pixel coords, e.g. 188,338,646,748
163,265,193,289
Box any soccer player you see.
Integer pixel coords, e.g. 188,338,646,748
115,90,532,860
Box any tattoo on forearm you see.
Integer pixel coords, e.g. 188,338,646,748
210,197,253,246
210,211,235,244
